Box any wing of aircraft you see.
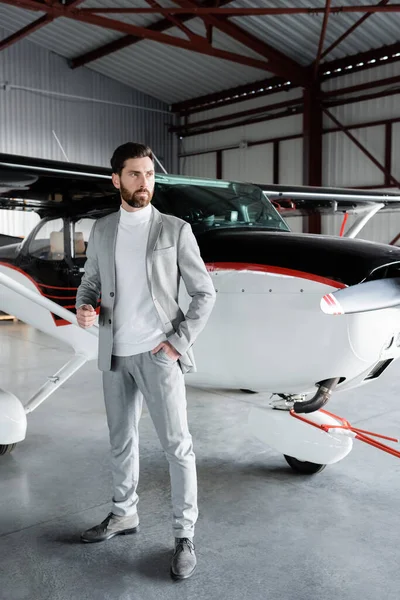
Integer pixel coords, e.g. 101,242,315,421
260,182,400,207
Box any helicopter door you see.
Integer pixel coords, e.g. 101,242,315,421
68,218,96,287
18,217,76,320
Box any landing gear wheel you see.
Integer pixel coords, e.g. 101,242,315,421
284,454,326,474
0,443,16,456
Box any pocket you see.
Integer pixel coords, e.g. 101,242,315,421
151,349,176,366
153,246,174,254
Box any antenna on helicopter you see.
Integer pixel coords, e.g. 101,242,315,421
153,152,168,174
52,130,70,162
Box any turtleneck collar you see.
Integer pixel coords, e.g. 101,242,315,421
119,203,152,225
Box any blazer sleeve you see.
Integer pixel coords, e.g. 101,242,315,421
75,220,101,309
167,222,216,355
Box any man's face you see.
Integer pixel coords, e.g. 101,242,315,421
112,156,155,209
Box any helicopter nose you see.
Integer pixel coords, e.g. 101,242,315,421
320,293,344,315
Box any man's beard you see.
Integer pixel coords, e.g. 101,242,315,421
120,183,153,208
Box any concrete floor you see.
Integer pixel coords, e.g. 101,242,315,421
1,322,400,600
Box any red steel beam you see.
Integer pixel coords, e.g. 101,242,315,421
326,86,400,107
323,75,400,97
2,0,297,76
69,0,233,69
0,14,53,51
303,84,323,187
321,0,390,60
216,150,222,179
176,106,304,137
3,1,400,15
3,1,270,71
76,5,400,15
273,141,280,184
171,97,302,133
171,76,291,115
145,0,201,42
0,0,83,53
172,0,310,86
385,123,393,187
323,108,400,187
304,83,323,233
314,0,331,78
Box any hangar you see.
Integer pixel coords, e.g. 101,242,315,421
0,1,400,598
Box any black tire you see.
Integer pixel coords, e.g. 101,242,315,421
284,454,326,474
0,443,16,456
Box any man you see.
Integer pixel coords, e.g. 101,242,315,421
76,142,216,580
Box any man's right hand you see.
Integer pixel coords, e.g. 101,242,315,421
77,304,97,329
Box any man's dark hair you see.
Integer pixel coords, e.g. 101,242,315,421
110,142,154,175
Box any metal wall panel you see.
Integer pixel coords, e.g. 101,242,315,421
179,153,217,179
322,211,400,245
222,145,274,183
323,125,385,187
180,114,302,156
279,138,303,185
0,210,39,238
393,123,400,182
324,94,400,129
0,26,175,170
281,215,304,234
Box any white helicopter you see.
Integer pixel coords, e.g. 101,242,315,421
1,153,400,473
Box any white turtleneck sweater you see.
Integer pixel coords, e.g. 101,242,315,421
112,204,166,356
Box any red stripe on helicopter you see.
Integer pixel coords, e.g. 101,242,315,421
205,262,347,289
37,283,78,290
42,293,77,300
322,293,344,315
322,293,338,315
0,262,99,327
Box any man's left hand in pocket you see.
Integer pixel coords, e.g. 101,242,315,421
152,341,181,361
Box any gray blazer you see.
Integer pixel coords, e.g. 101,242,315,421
76,205,216,373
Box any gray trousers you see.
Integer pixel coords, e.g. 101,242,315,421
102,350,198,539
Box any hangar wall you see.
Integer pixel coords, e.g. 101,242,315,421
178,62,400,192
178,62,400,245
179,88,303,185
0,26,176,171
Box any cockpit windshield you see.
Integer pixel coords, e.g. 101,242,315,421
153,175,290,233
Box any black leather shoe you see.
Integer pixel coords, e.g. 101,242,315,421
80,512,140,543
170,538,197,580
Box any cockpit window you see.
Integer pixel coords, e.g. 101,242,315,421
71,218,95,258
28,218,64,260
152,176,290,233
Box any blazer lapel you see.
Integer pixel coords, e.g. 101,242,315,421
106,210,120,292
146,205,163,292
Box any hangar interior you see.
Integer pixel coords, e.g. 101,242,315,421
1,2,400,599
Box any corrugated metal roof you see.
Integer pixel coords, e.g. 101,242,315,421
0,1,268,104
0,0,399,104
88,17,268,104
231,0,400,65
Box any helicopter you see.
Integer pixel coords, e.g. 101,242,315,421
1,152,400,473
